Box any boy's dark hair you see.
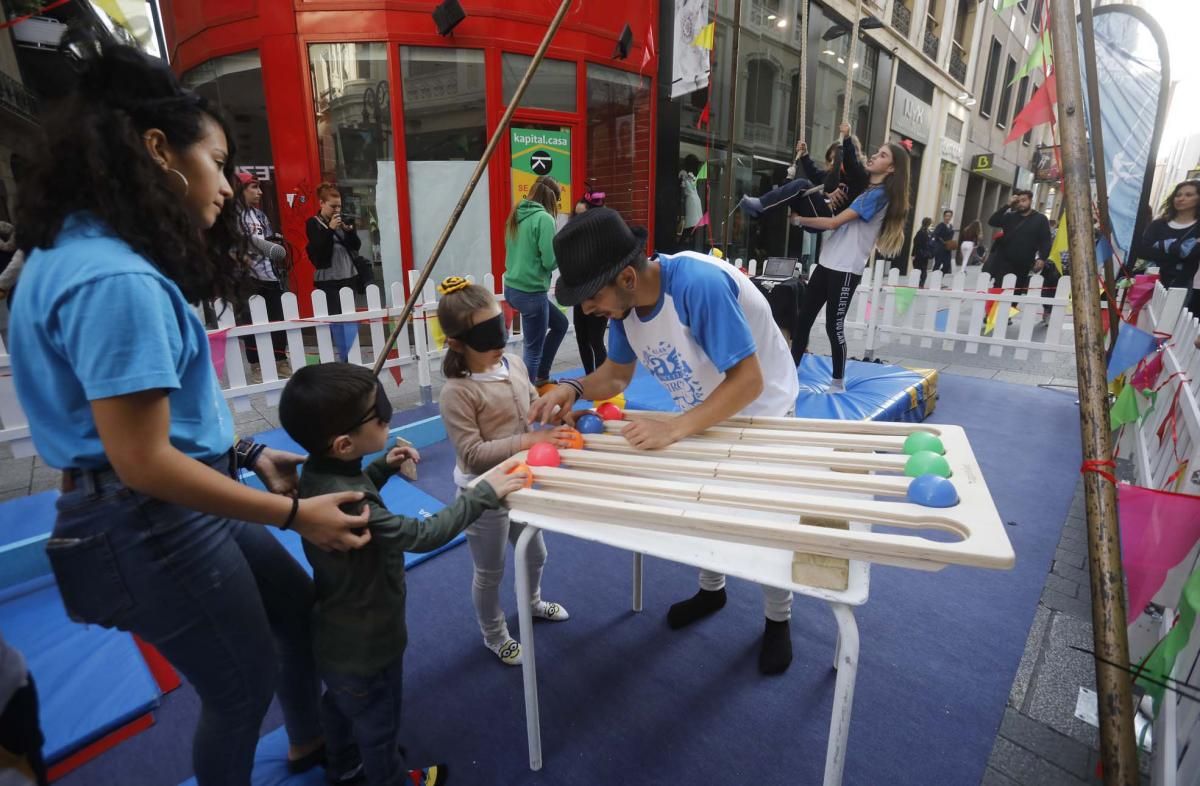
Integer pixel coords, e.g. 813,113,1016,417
279,362,378,455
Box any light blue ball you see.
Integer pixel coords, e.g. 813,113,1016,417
576,413,605,434
906,474,959,508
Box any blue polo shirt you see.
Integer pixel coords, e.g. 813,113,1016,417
8,214,233,469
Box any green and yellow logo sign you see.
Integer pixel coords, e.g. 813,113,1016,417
511,127,571,213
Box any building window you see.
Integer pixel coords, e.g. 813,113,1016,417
182,51,278,228
502,54,576,113
400,46,491,291
1031,0,1045,29
586,64,651,229
744,58,779,136
978,38,1002,118
945,114,964,141
308,42,395,293
995,56,1017,128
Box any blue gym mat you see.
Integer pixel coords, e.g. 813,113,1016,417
0,490,57,590
178,726,323,786
564,356,936,422
0,575,161,763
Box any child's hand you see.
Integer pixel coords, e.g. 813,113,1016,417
839,122,851,138
526,426,577,449
483,458,530,499
386,445,420,470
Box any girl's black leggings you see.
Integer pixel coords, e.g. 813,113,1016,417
793,264,862,379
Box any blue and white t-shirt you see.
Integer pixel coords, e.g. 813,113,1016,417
820,186,888,275
607,251,798,417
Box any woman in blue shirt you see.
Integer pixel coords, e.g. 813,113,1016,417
9,43,370,785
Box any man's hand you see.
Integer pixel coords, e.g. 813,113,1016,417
839,122,851,138
621,417,686,451
253,447,305,496
528,384,576,425
1032,258,1046,274
385,445,420,470
1009,195,1021,209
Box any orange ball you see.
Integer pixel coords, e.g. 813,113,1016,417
596,402,624,421
507,461,534,489
560,428,585,450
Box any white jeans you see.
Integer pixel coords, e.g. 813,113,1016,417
464,506,546,646
698,570,793,622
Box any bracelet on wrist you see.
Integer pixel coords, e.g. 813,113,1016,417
282,496,299,530
558,378,584,401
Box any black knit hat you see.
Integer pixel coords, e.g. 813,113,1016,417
553,207,647,306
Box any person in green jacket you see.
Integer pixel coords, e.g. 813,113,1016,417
503,176,567,386
279,362,528,786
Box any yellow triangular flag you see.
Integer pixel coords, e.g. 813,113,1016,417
1048,213,1068,273
692,22,714,50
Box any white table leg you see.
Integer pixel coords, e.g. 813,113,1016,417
515,525,543,771
824,602,860,786
632,552,644,612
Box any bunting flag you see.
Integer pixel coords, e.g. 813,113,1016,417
1110,383,1140,431
640,21,655,76
996,0,1022,10
1126,273,1159,318
696,162,708,180
1120,484,1200,619
1095,236,1114,267
207,329,231,380
934,308,950,332
696,101,711,129
1129,351,1164,392
333,323,359,361
1011,29,1053,85
1136,562,1200,714
1047,213,1068,273
983,289,1003,335
894,287,916,316
695,211,711,228
692,22,715,50
1005,73,1058,145
1107,321,1159,382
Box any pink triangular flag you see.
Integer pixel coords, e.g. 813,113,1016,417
640,22,655,75
695,211,710,228
207,328,231,380
1129,352,1164,392
1118,484,1200,620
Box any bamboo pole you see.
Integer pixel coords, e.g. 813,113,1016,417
371,0,573,377
1077,0,1121,354
721,0,745,253
1046,1,1139,783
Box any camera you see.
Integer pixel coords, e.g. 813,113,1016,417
338,214,357,225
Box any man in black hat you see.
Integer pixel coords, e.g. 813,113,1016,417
528,207,800,674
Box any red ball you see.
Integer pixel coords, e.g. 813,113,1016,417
596,402,624,421
527,442,562,468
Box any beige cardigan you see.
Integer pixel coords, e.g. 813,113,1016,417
439,354,538,476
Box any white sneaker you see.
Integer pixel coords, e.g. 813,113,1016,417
487,638,523,666
828,378,846,394
532,601,570,621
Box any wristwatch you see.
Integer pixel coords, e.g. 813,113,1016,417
234,438,267,471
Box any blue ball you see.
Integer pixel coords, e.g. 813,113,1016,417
906,474,960,508
576,413,605,434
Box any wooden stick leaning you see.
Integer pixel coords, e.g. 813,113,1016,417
370,0,574,378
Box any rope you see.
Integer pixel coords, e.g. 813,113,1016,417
841,0,865,127
795,0,809,143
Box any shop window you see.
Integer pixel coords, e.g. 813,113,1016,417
401,46,491,290
945,114,964,142
744,58,778,129
308,43,397,294
502,55,576,113
182,51,278,230
586,65,651,230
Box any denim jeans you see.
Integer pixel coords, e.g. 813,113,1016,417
44,454,321,786
505,286,568,382
321,655,408,786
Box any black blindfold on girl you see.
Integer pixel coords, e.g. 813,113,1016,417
455,313,508,352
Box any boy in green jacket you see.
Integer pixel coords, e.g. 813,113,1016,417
279,362,528,786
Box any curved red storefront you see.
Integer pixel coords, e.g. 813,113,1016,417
160,0,657,310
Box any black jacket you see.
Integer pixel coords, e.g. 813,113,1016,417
1134,218,1200,290
987,207,1052,278
306,215,361,271
798,136,869,204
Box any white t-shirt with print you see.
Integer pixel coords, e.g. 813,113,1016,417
819,186,888,275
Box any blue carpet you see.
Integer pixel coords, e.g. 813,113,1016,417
54,374,1079,786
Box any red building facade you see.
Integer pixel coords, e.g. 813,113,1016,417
160,0,657,309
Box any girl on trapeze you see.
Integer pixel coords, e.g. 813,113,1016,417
738,122,867,228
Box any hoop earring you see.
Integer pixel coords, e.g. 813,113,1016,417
166,167,190,196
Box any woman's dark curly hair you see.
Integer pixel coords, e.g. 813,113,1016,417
16,39,247,304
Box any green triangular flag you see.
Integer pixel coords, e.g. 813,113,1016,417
1138,388,1157,422
894,287,916,316
1011,29,1053,85
1110,383,1140,431
1136,564,1200,714
696,162,708,181
997,0,1022,10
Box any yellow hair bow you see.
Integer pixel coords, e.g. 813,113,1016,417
437,276,470,296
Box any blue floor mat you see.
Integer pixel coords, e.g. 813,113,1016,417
0,491,57,590
563,356,936,422
0,576,160,763
177,726,322,786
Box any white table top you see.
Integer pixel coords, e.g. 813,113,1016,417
507,507,871,606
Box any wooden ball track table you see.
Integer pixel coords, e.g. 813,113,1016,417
488,409,1012,786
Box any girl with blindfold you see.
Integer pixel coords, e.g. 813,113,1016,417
436,278,575,665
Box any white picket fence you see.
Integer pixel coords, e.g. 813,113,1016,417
737,257,1077,363
1121,282,1200,786
0,272,562,458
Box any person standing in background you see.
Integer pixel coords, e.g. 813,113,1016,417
933,210,956,276
1135,179,1200,317
987,190,1052,301
570,191,608,373
305,182,359,316
958,220,982,270
236,172,288,366
912,217,934,286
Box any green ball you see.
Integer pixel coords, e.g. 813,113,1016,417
905,450,952,478
903,432,945,456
